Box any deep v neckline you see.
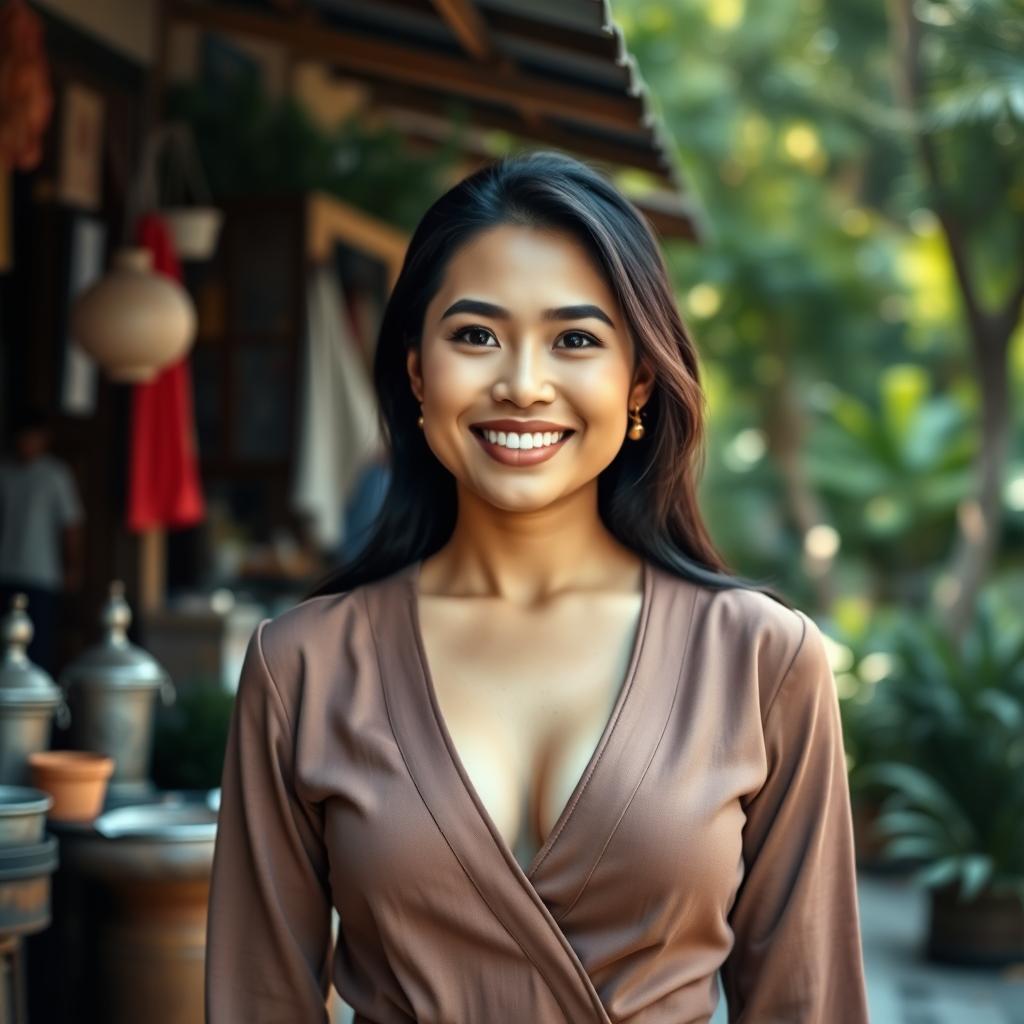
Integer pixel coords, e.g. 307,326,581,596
406,557,653,880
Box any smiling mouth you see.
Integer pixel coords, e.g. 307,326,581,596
469,425,575,445
469,425,576,465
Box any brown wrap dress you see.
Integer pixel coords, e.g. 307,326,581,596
205,558,870,1022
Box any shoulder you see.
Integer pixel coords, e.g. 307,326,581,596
255,587,366,686
659,568,820,721
675,571,808,661
252,566,409,697
704,584,833,722
37,456,74,488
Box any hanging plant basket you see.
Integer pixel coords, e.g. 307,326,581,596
160,205,223,261
131,121,223,261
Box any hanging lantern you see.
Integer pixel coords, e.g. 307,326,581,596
70,246,196,382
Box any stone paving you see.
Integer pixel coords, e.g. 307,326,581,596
856,874,1023,1024
709,872,1024,1023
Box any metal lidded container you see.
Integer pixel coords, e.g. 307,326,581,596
0,594,69,786
0,785,53,846
58,580,176,802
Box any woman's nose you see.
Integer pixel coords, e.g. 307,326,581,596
494,344,555,405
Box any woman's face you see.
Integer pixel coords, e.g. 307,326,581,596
408,223,653,513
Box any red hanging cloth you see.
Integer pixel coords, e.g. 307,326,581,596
126,212,206,531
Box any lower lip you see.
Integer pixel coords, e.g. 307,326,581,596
471,428,573,466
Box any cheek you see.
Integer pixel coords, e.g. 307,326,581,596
570,364,631,433
421,345,481,415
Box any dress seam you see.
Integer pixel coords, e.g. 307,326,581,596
363,581,586,1024
556,582,704,922
761,609,809,729
529,558,653,878
254,617,295,737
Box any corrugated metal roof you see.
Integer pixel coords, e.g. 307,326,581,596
171,0,701,239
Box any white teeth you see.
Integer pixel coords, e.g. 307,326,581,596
480,429,567,450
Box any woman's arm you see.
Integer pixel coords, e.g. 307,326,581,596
719,611,870,1023
205,620,334,1023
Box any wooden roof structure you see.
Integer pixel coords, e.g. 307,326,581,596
168,0,702,240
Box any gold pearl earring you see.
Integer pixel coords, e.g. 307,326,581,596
416,404,424,429
628,403,645,440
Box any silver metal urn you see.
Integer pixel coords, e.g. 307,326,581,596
0,594,68,786
58,581,176,802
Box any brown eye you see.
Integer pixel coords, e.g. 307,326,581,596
555,331,600,350
451,326,497,347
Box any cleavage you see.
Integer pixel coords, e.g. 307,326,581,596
418,592,643,872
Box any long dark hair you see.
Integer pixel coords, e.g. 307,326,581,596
305,150,788,607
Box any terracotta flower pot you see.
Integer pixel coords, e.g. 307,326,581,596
27,751,115,822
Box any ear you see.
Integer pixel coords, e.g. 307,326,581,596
406,346,424,404
630,360,656,409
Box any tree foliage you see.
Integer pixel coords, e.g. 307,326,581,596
614,0,1024,617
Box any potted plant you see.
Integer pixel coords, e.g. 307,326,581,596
856,595,1024,966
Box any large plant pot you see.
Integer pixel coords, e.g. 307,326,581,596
927,881,1024,967
54,797,217,1024
99,876,210,1024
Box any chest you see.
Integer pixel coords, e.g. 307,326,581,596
416,591,643,871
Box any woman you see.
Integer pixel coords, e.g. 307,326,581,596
205,151,869,1023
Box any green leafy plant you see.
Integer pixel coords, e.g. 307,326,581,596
805,366,975,558
164,73,467,230
855,595,1024,903
152,682,237,791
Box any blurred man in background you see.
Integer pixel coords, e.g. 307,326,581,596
0,405,84,674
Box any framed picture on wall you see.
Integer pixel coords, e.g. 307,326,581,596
57,81,105,210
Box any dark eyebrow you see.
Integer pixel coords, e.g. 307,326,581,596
440,298,615,329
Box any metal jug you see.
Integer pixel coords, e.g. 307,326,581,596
58,581,175,801
0,595,68,786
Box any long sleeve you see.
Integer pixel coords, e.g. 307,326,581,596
205,619,334,1023
720,611,869,1023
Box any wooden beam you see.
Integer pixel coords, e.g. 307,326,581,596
375,113,700,241
428,0,493,61
305,192,408,285
364,78,672,183
169,1,646,136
